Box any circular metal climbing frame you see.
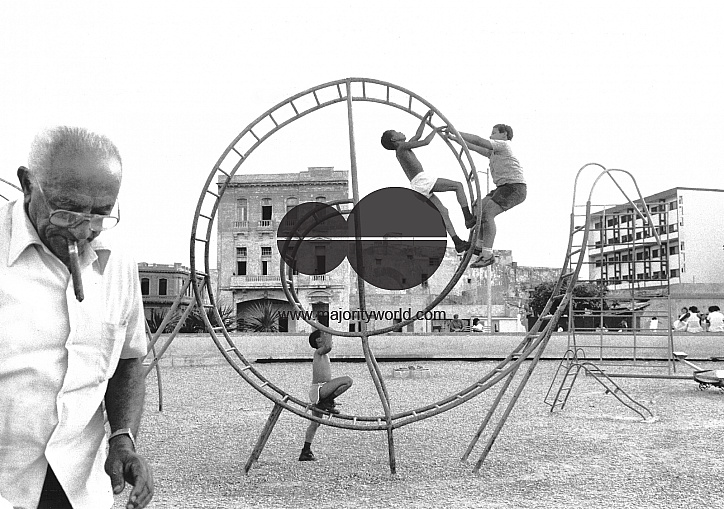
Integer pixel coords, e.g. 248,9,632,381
189,78,585,473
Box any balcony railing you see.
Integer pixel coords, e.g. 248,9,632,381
228,273,340,289
230,275,281,288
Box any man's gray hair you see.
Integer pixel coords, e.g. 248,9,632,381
27,126,122,184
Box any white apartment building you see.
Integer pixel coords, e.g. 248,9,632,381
587,187,724,314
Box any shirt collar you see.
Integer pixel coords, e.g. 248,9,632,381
8,198,112,272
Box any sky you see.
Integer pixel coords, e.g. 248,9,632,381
1,1,723,270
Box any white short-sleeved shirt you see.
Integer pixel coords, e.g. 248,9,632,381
708,311,724,332
489,139,526,186
0,199,147,509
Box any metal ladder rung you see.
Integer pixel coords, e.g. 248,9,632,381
231,147,245,158
216,167,230,177
225,347,237,352
194,237,208,243
205,189,220,198
268,113,279,127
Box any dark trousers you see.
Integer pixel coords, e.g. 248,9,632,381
37,465,73,509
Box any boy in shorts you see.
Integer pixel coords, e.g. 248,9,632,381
443,124,527,268
299,329,353,461
381,110,475,253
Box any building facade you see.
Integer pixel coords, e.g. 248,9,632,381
138,262,200,320
217,167,350,332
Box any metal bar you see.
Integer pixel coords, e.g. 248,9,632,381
244,403,284,474
346,79,395,474
461,369,517,461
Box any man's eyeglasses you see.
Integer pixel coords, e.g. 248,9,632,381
35,179,120,232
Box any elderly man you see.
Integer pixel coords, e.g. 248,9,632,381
0,127,153,509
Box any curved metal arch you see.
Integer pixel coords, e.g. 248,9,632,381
185,78,513,432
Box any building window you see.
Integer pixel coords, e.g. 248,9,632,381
669,245,679,255
159,278,168,296
315,196,326,203
262,261,269,275
652,249,659,258
669,201,677,211
141,278,149,296
236,247,247,258
670,268,680,278
237,261,247,275
668,224,676,233
261,246,272,257
261,198,272,221
315,245,326,275
237,198,248,222
286,197,298,213
680,242,685,250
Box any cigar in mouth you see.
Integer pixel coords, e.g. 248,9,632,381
67,239,84,302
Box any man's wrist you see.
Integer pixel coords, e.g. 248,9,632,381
109,428,136,451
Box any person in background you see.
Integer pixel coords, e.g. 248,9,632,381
707,306,724,332
449,314,465,332
471,318,484,332
684,306,704,333
649,316,659,330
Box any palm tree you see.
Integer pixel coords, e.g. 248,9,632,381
180,303,237,333
240,300,281,332
146,308,182,333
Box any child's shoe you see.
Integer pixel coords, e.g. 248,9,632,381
454,239,471,253
315,398,340,414
470,254,495,268
299,449,317,461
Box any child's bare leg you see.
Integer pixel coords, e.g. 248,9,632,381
478,198,505,249
431,178,470,214
304,419,321,444
319,376,353,401
429,195,470,253
428,194,457,238
300,412,321,461
471,197,505,268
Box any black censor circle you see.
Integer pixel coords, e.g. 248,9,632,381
277,188,447,291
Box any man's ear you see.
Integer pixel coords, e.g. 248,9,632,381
17,166,33,204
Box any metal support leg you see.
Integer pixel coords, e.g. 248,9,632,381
244,403,284,474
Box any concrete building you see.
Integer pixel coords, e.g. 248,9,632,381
138,262,201,320
216,167,350,332
586,187,724,324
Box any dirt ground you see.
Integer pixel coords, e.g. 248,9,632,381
114,359,724,508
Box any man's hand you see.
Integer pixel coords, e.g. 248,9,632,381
105,440,154,509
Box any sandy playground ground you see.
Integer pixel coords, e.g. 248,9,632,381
113,359,724,509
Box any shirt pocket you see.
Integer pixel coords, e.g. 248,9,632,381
99,321,128,381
